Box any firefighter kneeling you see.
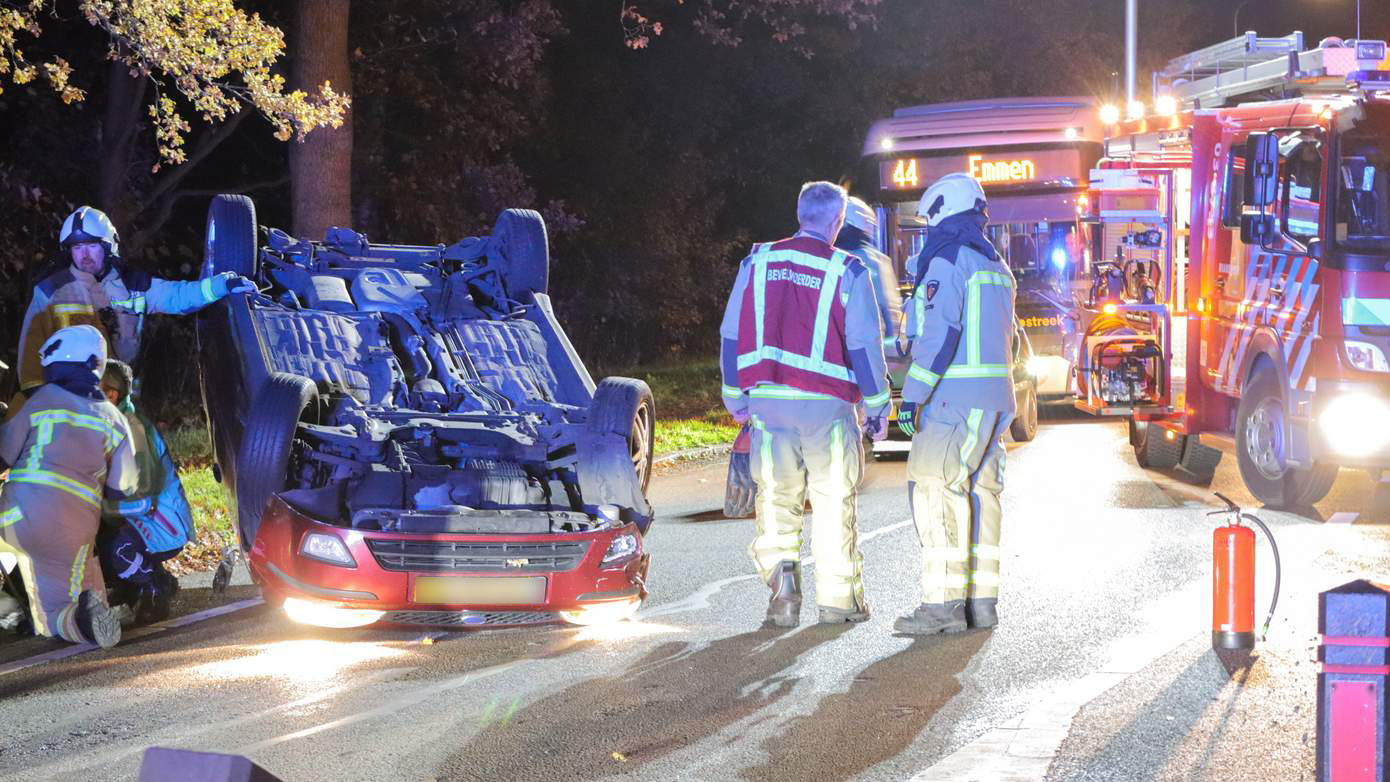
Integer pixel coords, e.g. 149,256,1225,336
896,174,1016,634
0,325,136,647
719,181,891,627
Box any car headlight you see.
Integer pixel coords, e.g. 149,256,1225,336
1026,356,1049,378
299,532,357,567
601,532,639,566
1345,341,1390,372
1320,393,1390,457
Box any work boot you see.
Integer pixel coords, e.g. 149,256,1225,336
75,590,121,649
0,593,22,631
136,568,178,625
893,600,967,635
818,597,871,624
765,560,802,628
967,598,998,629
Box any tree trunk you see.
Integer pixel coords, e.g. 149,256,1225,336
289,0,352,240
98,56,147,227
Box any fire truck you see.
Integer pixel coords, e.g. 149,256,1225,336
1073,31,1390,508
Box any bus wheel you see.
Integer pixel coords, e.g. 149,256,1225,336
1235,366,1337,507
1132,420,1182,469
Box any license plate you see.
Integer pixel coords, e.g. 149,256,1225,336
413,576,546,606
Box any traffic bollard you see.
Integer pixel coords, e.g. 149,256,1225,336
1317,579,1390,782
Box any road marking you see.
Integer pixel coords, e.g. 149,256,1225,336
0,597,262,678
1327,512,1359,525
641,519,913,620
908,580,1203,781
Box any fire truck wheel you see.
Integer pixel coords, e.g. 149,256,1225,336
1132,420,1183,469
1176,439,1223,485
1009,384,1038,442
1235,367,1337,507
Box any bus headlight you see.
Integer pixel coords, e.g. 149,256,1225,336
1320,393,1390,456
1026,356,1049,379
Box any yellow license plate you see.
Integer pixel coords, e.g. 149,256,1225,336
413,576,547,606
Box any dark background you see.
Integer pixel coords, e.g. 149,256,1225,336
0,0,1380,421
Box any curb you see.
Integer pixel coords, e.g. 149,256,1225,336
653,442,733,466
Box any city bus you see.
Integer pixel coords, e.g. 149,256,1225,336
858,97,1106,405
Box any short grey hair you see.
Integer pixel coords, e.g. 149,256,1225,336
796,181,848,228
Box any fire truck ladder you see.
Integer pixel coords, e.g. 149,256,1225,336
1159,31,1388,108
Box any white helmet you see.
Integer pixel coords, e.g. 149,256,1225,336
844,196,878,233
39,325,107,368
59,206,121,258
916,173,988,227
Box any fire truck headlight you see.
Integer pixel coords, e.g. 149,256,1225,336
1320,393,1390,457
1155,95,1179,116
1126,100,1146,120
1345,341,1390,372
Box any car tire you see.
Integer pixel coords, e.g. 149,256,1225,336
205,194,258,279
1235,365,1337,507
234,373,317,553
1132,419,1183,469
1009,382,1039,442
589,377,656,493
493,208,548,302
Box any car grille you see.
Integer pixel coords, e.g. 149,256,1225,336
383,610,559,627
366,539,591,573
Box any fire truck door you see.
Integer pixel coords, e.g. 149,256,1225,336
1208,142,1251,395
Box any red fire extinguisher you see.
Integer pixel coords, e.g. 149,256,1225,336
1211,492,1282,650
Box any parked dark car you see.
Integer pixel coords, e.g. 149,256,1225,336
196,195,654,629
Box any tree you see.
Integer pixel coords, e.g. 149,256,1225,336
289,0,352,239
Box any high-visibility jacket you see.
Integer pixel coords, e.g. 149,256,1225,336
0,384,137,507
903,242,1017,414
719,234,889,412
17,264,223,391
102,408,194,554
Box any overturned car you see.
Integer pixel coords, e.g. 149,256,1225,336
195,195,655,628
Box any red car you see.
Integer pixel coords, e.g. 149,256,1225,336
195,196,655,628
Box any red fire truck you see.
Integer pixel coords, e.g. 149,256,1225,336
1072,31,1390,508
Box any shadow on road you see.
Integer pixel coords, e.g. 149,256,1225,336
439,622,856,778
741,631,989,781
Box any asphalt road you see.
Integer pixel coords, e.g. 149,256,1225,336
2,411,1387,781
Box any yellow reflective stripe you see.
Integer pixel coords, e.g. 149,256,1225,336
753,260,768,351
721,384,744,399
970,571,1001,586
863,389,890,408
808,256,847,366
201,277,217,302
32,410,124,451
971,271,1013,287
908,364,941,385
972,543,1001,560
52,303,94,315
965,269,1012,369
8,470,102,507
941,574,969,588
0,507,21,528
924,546,968,563
748,385,838,401
754,415,776,525
737,346,853,381
752,248,843,274
959,409,984,487
112,295,146,314
69,543,89,601
944,365,1010,379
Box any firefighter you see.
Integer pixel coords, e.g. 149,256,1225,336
97,359,191,624
719,181,891,627
0,325,137,647
14,206,255,401
836,196,903,351
895,173,1017,634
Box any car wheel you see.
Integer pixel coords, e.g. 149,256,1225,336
234,373,318,553
205,194,258,279
1176,438,1223,486
1009,382,1039,442
492,208,548,302
1132,419,1183,469
1235,365,1338,507
589,377,656,492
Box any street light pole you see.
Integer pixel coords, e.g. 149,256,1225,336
1233,0,1256,38
1125,0,1137,103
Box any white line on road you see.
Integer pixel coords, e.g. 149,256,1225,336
0,597,263,678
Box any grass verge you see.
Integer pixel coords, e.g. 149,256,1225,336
166,358,738,571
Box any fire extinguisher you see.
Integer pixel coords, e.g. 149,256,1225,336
1210,492,1283,650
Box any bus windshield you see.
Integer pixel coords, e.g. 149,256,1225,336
987,221,1077,302
1336,133,1390,254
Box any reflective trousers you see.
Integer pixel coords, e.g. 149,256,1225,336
747,395,866,611
907,400,1009,604
0,483,103,642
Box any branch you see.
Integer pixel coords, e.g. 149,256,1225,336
134,174,289,252
131,106,251,220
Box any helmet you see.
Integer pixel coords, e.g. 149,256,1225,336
39,325,107,369
916,173,987,227
844,196,878,233
59,206,121,258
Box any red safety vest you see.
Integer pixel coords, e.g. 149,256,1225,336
736,236,859,403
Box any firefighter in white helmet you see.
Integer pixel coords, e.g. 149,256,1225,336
13,206,255,402
719,181,891,627
0,325,137,647
835,196,902,353
895,173,1016,634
